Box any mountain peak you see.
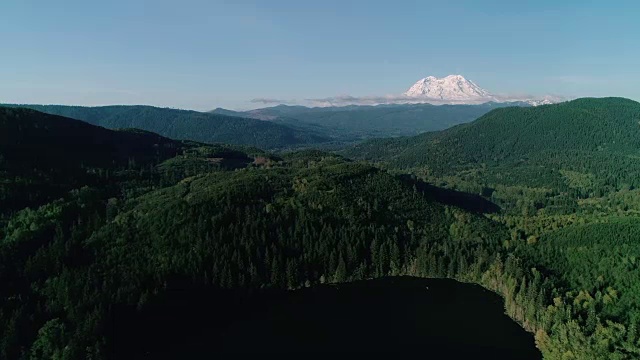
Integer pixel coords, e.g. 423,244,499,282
405,75,493,101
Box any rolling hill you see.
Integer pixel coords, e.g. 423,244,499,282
345,98,640,360
347,98,640,189
2,102,639,359
0,107,511,359
4,104,330,149
0,106,185,215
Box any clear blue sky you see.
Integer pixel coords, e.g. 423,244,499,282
1,0,639,110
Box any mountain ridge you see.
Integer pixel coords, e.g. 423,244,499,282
346,97,640,188
211,102,524,140
2,104,330,150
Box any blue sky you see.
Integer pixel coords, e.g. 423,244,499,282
1,0,639,110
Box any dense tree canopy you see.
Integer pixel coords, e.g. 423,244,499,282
345,98,640,359
2,101,640,359
0,108,508,359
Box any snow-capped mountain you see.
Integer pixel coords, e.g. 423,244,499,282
245,74,563,107
402,75,561,106
404,75,492,101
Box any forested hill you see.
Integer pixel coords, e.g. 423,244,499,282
344,98,640,359
0,106,182,165
0,106,509,359
4,104,330,149
347,98,640,185
0,106,276,216
0,107,184,215
2,102,639,359
433,97,640,160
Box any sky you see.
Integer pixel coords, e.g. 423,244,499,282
1,0,639,110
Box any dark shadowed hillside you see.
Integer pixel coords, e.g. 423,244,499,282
0,107,523,360
0,107,184,215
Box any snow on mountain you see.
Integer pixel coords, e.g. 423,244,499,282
404,75,493,101
402,75,561,106
247,75,563,107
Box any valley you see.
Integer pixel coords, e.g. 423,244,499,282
1,98,640,359
4,2,638,359
5,81,543,150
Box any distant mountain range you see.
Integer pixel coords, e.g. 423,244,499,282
211,102,534,140
4,82,564,152
3,75,562,150
2,104,330,150
6,101,541,149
